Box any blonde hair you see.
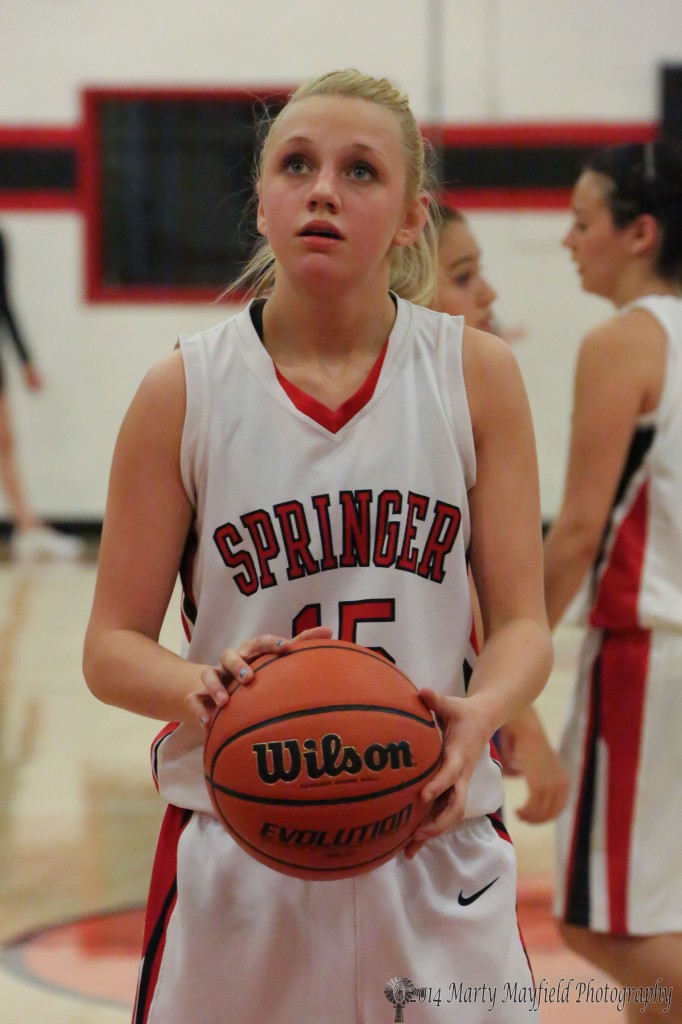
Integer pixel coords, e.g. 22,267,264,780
230,69,440,305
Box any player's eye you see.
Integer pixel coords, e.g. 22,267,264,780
349,161,377,181
454,272,473,288
281,153,309,174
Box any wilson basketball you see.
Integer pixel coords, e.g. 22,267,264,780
204,639,442,880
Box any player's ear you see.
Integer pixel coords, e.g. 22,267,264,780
629,212,659,259
393,194,429,249
256,182,267,238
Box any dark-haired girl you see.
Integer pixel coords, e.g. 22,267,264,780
545,141,682,1022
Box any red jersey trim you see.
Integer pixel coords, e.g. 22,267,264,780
590,481,649,629
274,340,388,434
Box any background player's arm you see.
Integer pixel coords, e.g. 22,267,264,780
543,312,663,628
462,329,552,722
83,352,208,724
409,329,553,846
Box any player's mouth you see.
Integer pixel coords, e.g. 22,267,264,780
299,220,344,241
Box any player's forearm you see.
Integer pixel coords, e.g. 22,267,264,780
466,617,553,736
544,512,600,629
83,628,207,723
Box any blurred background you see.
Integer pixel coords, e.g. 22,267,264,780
0,3,680,1020
1,0,680,530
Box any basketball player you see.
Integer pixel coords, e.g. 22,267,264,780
0,229,84,561
544,141,682,1022
83,70,552,1024
433,204,569,826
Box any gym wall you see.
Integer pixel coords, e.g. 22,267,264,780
1,0,680,522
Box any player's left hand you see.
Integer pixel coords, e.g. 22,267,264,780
403,687,492,859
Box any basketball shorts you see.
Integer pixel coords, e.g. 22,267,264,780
134,810,536,1024
555,626,682,935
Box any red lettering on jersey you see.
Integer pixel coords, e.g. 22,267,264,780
214,489,462,595
396,492,429,572
312,493,338,571
273,499,320,580
373,490,402,567
213,522,258,596
241,509,280,589
418,501,462,582
339,489,372,567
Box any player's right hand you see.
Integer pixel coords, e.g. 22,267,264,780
188,626,333,729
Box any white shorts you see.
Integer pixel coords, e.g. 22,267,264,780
134,809,536,1024
555,626,682,935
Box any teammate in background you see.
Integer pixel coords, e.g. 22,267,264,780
83,70,552,1024
544,141,682,1021
0,229,84,562
432,204,569,825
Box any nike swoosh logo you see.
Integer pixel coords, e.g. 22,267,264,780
457,876,499,906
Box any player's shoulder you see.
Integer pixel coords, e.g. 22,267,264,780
578,308,667,378
132,351,186,430
180,305,247,351
462,323,519,379
461,325,526,432
402,298,461,336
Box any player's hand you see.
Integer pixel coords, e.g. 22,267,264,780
23,364,43,391
501,712,569,823
189,626,333,729
403,688,492,859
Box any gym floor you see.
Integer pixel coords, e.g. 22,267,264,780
0,559,618,1022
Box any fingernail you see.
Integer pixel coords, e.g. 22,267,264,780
276,639,285,649
238,667,249,680
200,715,208,726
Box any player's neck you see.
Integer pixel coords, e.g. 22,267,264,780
262,279,396,364
612,265,681,308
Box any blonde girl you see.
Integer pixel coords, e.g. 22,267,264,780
84,70,551,1024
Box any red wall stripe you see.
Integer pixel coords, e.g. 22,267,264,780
429,122,656,147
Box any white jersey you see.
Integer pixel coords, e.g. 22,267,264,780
156,296,503,819
555,294,682,938
588,294,682,631
135,298,534,1024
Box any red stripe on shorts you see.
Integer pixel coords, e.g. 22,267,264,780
488,812,534,983
133,804,193,1024
562,648,601,928
150,723,180,791
599,629,650,934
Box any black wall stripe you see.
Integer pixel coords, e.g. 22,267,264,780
0,148,77,191
440,144,596,190
0,135,655,200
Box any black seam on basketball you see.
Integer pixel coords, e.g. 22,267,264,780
251,643,414,683
205,751,441,806
207,703,437,778
212,808,421,875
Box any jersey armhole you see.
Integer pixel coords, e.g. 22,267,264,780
178,334,209,506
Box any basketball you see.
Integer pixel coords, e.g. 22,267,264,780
203,639,442,880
